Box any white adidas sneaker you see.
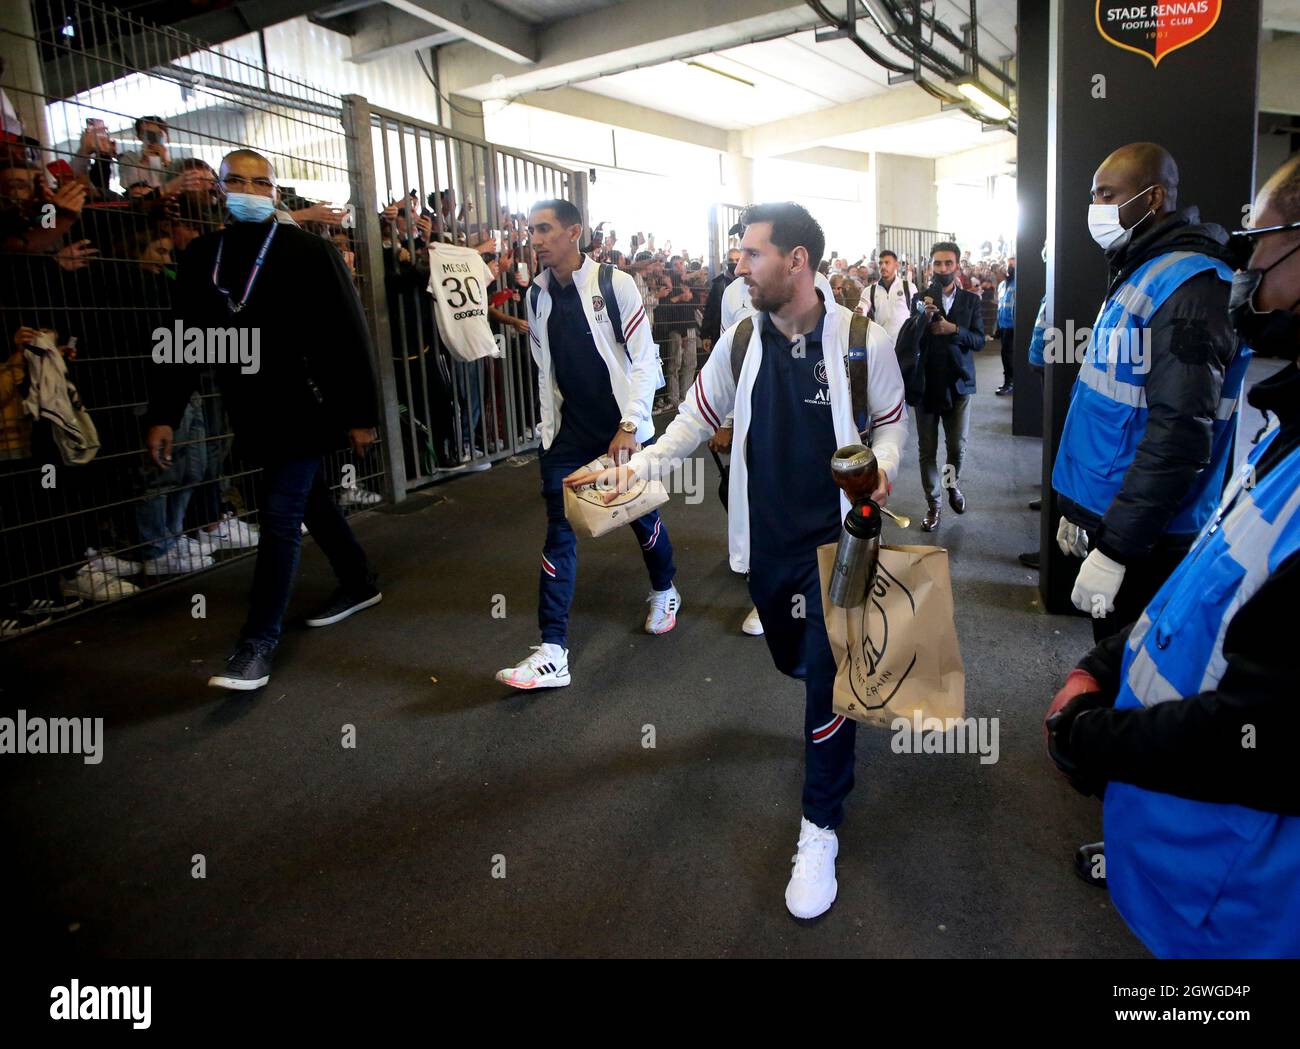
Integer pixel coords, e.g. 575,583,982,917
644,584,681,635
742,605,764,636
85,547,142,577
495,643,570,690
785,817,839,920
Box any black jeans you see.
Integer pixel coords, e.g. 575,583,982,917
1000,327,1015,385
241,457,373,650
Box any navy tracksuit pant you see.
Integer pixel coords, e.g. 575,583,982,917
748,552,855,830
537,440,676,647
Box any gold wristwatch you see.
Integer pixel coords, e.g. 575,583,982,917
619,420,637,434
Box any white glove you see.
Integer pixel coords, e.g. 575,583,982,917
1057,516,1090,559
1071,549,1126,619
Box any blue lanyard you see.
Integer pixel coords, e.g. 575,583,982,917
212,220,278,314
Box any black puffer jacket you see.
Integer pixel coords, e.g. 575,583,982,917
1060,206,1240,562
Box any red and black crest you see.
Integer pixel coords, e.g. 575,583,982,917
1095,1,1222,67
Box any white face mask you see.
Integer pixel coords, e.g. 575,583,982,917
1088,185,1157,251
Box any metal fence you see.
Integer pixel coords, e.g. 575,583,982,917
1,0,385,638
878,224,958,279
346,102,581,489
708,202,745,278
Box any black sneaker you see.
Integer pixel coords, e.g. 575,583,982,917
1019,550,1040,570
208,642,273,691
995,382,1014,396
304,585,382,627
1074,841,1107,889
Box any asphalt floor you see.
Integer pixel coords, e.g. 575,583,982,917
4,347,1201,958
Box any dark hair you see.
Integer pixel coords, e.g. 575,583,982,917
531,198,582,228
134,115,167,137
879,249,898,262
739,201,825,271
931,240,961,261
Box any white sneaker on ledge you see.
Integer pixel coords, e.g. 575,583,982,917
196,512,259,554
85,547,142,577
742,606,764,636
495,643,570,690
61,564,139,603
644,584,681,635
785,817,839,920
143,539,215,576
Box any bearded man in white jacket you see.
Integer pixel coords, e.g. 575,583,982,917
567,202,907,920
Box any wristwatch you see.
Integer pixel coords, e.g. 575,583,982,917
618,419,637,434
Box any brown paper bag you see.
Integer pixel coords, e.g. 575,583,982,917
563,455,670,539
817,542,965,728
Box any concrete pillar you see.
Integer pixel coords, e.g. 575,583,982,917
872,152,937,229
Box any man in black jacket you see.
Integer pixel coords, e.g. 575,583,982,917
1044,156,1300,955
144,149,381,691
700,245,741,351
912,240,985,532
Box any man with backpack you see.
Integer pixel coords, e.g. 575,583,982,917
855,248,914,344
565,202,907,920
495,199,681,691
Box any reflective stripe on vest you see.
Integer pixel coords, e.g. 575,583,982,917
997,279,1015,328
1103,433,1300,957
1051,250,1243,533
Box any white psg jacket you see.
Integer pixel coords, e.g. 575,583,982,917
855,277,914,342
628,297,907,573
527,255,659,450
720,271,837,331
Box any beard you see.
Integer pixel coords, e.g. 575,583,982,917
749,274,794,313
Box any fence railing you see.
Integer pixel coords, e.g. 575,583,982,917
877,224,958,274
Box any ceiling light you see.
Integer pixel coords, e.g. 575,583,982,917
953,77,1011,121
686,61,754,88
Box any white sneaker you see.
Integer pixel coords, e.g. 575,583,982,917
495,643,570,690
742,606,764,636
196,512,259,554
338,485,383,507
785,817,839,920
60,565,140,603
143,539,215,576
644,584,681,635
85,547,142,577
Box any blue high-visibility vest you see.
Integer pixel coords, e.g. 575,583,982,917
997,276,1015,329
1028,295,1047,368
1105,430,1300,958
1052,251,1250,537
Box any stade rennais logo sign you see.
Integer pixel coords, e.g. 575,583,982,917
1096,1,1222,67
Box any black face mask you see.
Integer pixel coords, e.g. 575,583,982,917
934,271,955,288
725,261,736,277
1006,266,1015,281
1228,238,1300,359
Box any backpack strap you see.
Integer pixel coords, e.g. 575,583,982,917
847,313,871,439
729,316,755,386
528,282,540,317
598,263,628,356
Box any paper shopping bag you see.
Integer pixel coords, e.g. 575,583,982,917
563,455,669,539
817,542,965,728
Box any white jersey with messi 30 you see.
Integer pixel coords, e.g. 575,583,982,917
427,243,500,362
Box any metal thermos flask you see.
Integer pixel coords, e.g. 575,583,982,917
829,498,883,608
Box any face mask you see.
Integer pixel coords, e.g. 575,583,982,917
226,191,276,223
725,261,736,277
1228,238,1300,358
1088,185,1156,251
934,271,955,288
1006,266,1015,280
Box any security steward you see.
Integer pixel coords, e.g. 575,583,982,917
1052,142,1249,641
1044,153,1300,958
